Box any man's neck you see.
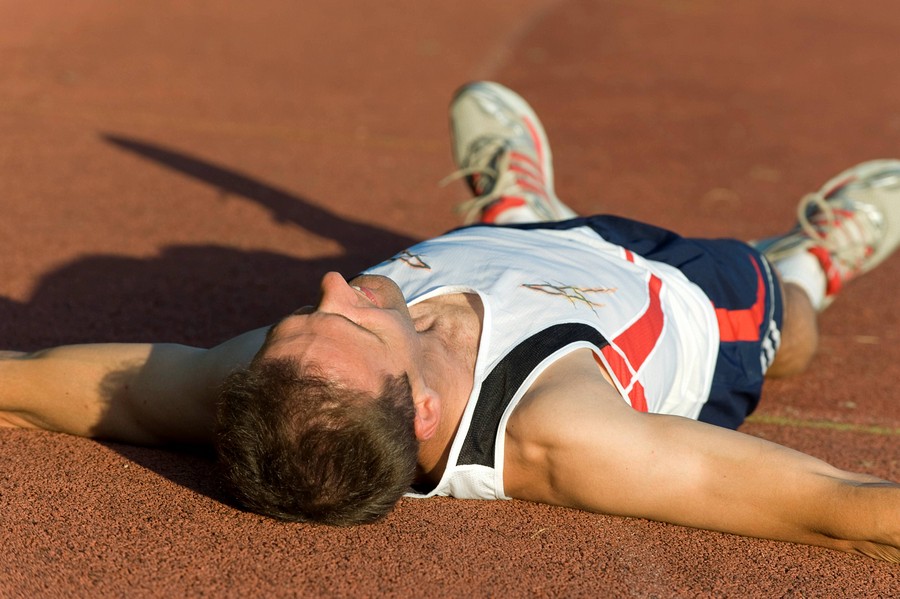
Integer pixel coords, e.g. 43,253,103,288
409,293,484,485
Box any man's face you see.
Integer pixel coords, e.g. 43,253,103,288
260,272,422,393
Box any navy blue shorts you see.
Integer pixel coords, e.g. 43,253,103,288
495,215,785,429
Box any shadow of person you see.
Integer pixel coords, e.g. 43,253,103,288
0,135,426,512
0,245,402,349
102,134,418,256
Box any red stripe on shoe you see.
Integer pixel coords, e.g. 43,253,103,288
480,197,527,223
522,117,545,171
509,162,545,184
514,178,550,199
714,257,766,342
808,245,844,296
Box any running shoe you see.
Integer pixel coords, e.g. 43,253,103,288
444,81,578,224
754,159,900,305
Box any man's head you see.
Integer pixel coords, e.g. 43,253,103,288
216,272,442,525
216,359,418,525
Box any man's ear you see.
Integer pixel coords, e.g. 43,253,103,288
412,387,441,441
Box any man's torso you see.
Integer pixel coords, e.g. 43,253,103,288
365,224,720,500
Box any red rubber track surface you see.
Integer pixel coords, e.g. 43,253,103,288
2,1,899,596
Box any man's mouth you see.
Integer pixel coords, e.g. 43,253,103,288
351,285,379,306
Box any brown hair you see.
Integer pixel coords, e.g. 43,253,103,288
215,358,417,525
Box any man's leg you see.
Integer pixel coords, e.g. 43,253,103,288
766,281,818,378
757,160,900,376
444,81,579,225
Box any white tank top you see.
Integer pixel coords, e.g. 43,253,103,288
364,225,719,500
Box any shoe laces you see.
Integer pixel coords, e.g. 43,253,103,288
797,189,882,274
441,136,548,224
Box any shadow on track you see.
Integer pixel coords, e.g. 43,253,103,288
0,135,421,511
102,135,418,256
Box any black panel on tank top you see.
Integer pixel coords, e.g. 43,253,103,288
458,323,609,467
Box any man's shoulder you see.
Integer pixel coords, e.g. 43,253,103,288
502,347,637,500
504,349,624,453
515,347,625,417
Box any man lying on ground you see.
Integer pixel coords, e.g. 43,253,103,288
2,82,898,562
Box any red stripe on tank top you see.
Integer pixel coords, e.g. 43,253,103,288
599,273,664,412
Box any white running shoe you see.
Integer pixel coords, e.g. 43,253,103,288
444,81,578,225
754,159,900,305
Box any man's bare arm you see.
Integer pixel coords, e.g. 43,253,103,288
504,349,900,562
0,328,267,445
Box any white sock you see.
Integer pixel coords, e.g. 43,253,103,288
773,250,827,311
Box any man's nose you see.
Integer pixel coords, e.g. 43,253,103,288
317,272,357,312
